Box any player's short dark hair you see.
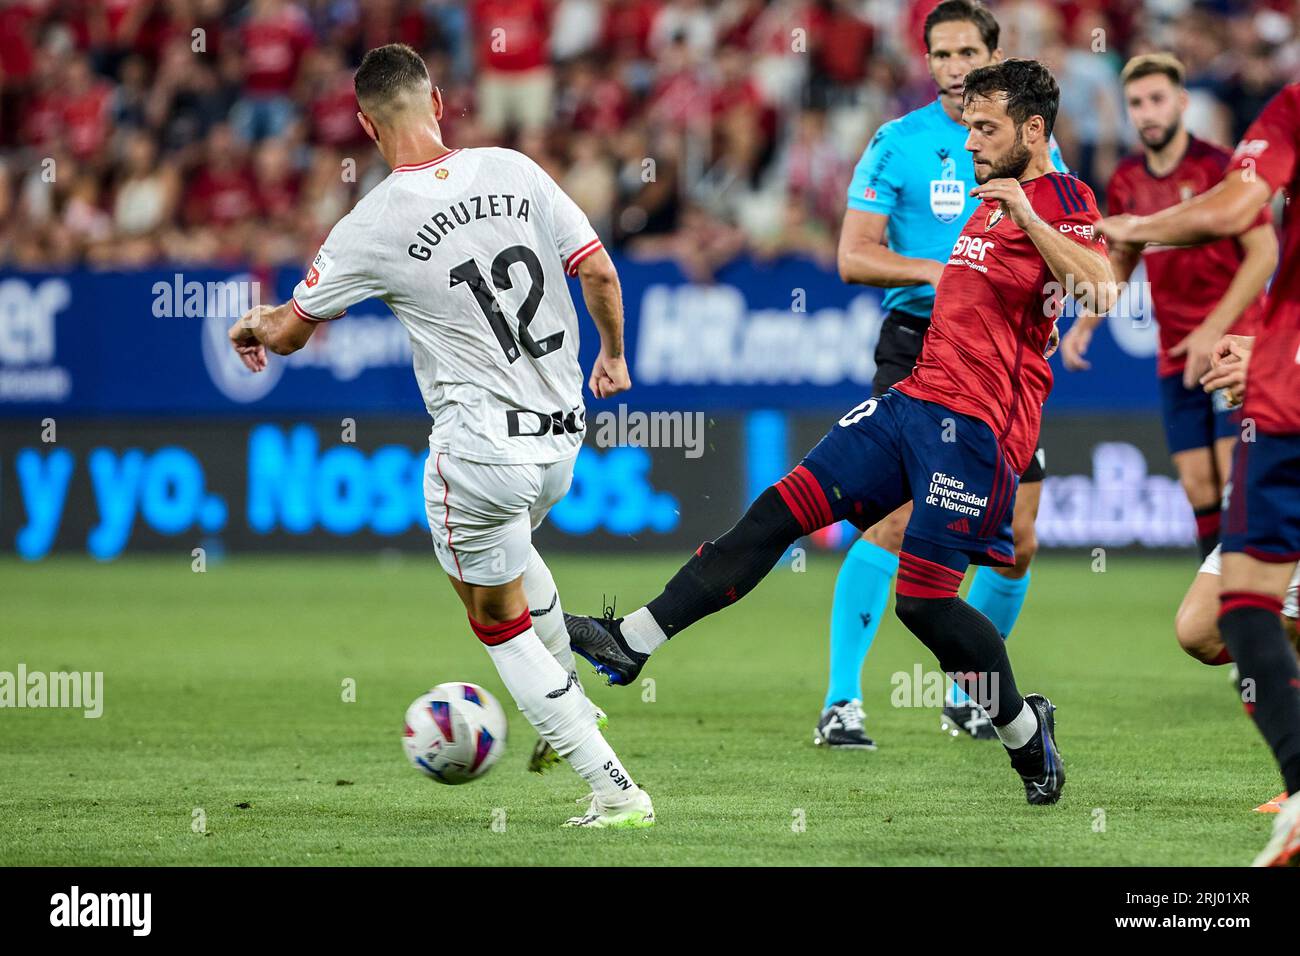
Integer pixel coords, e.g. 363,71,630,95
923,0,999,54
1120,52,1185,89
963,58,1060,137
354,43,431,115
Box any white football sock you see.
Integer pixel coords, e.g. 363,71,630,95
522,547,576,676
621,606,669,655
483,626,637,801
565,733,640,806
995,699,1039,750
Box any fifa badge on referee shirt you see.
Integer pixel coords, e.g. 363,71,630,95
930,151,965,223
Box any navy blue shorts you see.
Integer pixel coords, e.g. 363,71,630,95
1223,432,1300,562
797,389,1017,570
1159,372,1237,455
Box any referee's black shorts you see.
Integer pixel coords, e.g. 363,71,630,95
871,309,1046,484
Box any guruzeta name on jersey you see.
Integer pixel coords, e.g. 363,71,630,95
407,193,532,260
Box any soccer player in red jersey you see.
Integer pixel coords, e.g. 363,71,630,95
567,60,1115,806
1062,54,1277,561
1098,82,1300,866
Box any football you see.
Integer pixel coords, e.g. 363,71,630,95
402,683,508,785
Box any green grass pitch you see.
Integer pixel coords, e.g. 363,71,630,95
0,552,1282,866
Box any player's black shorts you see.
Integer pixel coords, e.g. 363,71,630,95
1020,447,1046,484
872,309,1047,485
872,310,931,397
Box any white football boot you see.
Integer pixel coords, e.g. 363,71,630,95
563,788,655,829
1253,791,1300,866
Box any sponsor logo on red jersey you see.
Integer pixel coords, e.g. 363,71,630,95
1058,222,1096,239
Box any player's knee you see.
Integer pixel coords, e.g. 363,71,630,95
865,512,907,554
894,593,924,632
750,485,805,544
763,481,819,541
895,593,946,635
1008,527,1037,578
467,584,529,627
702,486,803,564
1174,600,1222,663
895,595,969,666
1178,473,1219,511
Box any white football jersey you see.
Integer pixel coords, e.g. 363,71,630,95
291,147,603,464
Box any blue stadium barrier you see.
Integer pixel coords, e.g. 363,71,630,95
0,255,1161,418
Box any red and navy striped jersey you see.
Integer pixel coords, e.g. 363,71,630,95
896,171,1106,473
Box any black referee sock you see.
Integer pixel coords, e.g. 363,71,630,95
1219,601,1300,796
894,594,1026,727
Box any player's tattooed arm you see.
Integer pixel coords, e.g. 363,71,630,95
1096,170,1273,247
575,247,631,399
836,209,945,289
1029,224,1116,317
228,302,316,372
972,178,1117,317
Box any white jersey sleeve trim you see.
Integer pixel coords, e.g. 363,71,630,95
564,238,603,276
291,297,345,323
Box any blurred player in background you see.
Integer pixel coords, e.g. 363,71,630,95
227,44,654,829
824,0,1067,748
570,60,1114,807
1098,82,1300,866
1062,53,1277,561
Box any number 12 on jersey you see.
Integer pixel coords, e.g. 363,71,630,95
450,245,564,363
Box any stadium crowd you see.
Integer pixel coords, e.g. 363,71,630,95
0,0,1296,277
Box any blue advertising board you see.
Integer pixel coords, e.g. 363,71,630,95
0,255,1162,419
0,414,1193,560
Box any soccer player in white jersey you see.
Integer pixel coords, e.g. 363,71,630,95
226,44,654,829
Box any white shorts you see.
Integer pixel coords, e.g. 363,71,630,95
425,450,576,586
1198,544,1300,619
